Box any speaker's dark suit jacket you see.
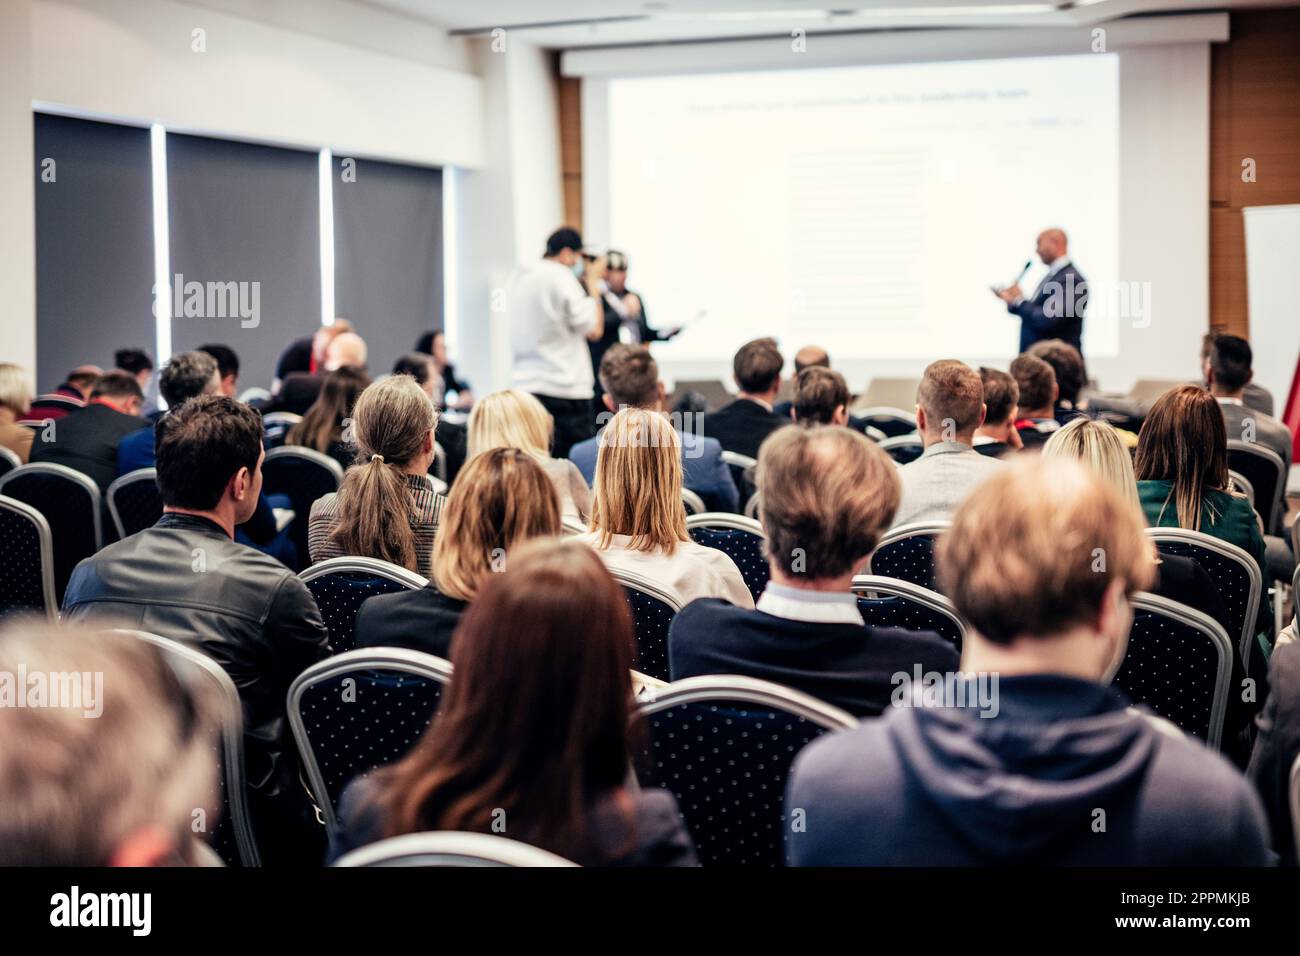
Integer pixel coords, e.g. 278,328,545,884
1007,260,1086,353
700,398,789,461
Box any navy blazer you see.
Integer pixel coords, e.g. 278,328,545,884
1008,261,1086,353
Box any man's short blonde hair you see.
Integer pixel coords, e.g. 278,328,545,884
590,408,687,554
0,363,33,416
758,426,900,578
917,360,984,433
937,457,1155,646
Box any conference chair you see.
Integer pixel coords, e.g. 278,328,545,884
0,495,56,620
681,488,707,516
298,556,428,655
1228,469,1255,508
743,491,761,520
432,441,448,484
719,450,757,504
686,513,769,603
854,406,919,439
238,387,271,405
850,574,967,650
868,520,951,593
1104,593,1232,751
261,445,343,569
106,467,163,539
878,434,925,465
0,462,102,605
109,629,262,866
1227,440,1287,535
1144,528,1262,675
333,832,578,868
561,516,588,537
608,567,684,683
0,446,20,479
666,379,733,414
287,647,453,835
636,675,856,867
261,411,302,449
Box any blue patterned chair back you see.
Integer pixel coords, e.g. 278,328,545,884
636,676,856,866
261,447,343,570
262,412,301,450
288,648,453,834
299,558,427,655
857,408,917,439
0,495,56,620
687,516,769,603
868,523,949,593
107,468,163,538
1145,529,1261,673
619,584,680,683
851,574,965,650
879,436,924,464
1108,593,1231,750
0,463,102,605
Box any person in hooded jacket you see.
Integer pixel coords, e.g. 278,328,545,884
786,456,1272,866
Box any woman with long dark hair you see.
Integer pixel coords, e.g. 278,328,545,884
330,538,697,866
286,366,370,471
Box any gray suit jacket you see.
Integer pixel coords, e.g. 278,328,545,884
892,441,1004,528
1219,400,1293,469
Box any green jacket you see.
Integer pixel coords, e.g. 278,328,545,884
1137,479,1268,581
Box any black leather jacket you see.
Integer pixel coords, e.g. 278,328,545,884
62,513,329,803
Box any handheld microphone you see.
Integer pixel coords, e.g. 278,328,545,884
1014,259,1033,284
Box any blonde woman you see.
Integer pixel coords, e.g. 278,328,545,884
0,364,35,464
354,448,562,658
468,389,591,522
578,408,753,609
308,375,443,577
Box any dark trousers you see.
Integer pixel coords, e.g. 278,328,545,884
533,393,595,460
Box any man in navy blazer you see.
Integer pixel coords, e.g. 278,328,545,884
994,228,1087,354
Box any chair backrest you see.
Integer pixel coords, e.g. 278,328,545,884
878,433,925,464
0,462,102,604
299,556,428,655
608,568,684,683
106,467,163,539
1144,527,1261,675
853,406,919,439
1106,592,1232,750
1226,440,1286,534
636,675,856,866
719,450,757,502
0,446,20,478
0,495,57,620
680,487,707,516
743,491,760,519
686,513,769,603
261,446,344,568
238,387,271,404
431,441,448,483
287,647,453,834
868,520,950,592
850,574,967,650
1227,469,1255,508
667,379,733,413
261,411,303,449
107,629,261,866
332,831,579,867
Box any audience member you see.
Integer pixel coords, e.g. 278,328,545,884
773,345,829,419
1249,641,1300,865
273,329,369,415
61,394,330,863
1203,332,1274,417
197,343,240,398
791,366,850,426
468,389,591,522
670,426,957,715
308,374,443,577
30,370,147,492
578,408,752,608
418,330,474,409
973,366,1022,458
273,319,354,390
115,347,155,394
1010,352,1060,449
1028,338,1087,425
787,457,1270,865
701,337,788,460
0,621,222,866
355,448,561,657
569,345,738,513
891,360,1001,527
330,538,697,866
0,363,35,463
286,366,370,472
29,364,101,420
118,350,221,475
1204,333,1293,472
392,351,468,482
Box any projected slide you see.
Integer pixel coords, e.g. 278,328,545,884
606,54,1119,362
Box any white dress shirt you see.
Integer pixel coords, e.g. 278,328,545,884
755,581,863,625
576,531,755,610
508,258,598,399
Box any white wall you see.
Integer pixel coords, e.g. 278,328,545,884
0,0,37,377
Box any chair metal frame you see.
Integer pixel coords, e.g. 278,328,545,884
1104,591,1233,751
850,573,967,646
638,673,857,724
743,491,760,519
332,831,579,867
561,516,588,537
854,406,918,430
680,488,707,516
0,461,104,552
877,433,924,461
261,411,304,428
608,567,685,615
1144,527,1262,673
106,467,160,539
287,646,454,834
237,387,272,404
686,512,764,535
0,446,21,474
299,555,429,590
1226,440,1287,534
1227,469,1255,508
0,494,57,619
108,629,262,866
432,441,448,483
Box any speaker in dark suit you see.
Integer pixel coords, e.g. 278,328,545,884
995,228,1086,354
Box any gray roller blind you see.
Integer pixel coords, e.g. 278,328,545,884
332,156,443,374
34,114,154,396
167,133,321,392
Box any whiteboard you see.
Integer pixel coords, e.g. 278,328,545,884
1242,204,1300,406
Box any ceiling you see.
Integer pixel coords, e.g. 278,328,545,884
356,0,1293,48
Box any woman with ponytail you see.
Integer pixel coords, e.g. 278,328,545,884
307,375,443,577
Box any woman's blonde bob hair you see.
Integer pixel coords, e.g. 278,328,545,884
1042,417,1142,512
0,364,33,417
589,407,687,554
467,389,553,459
